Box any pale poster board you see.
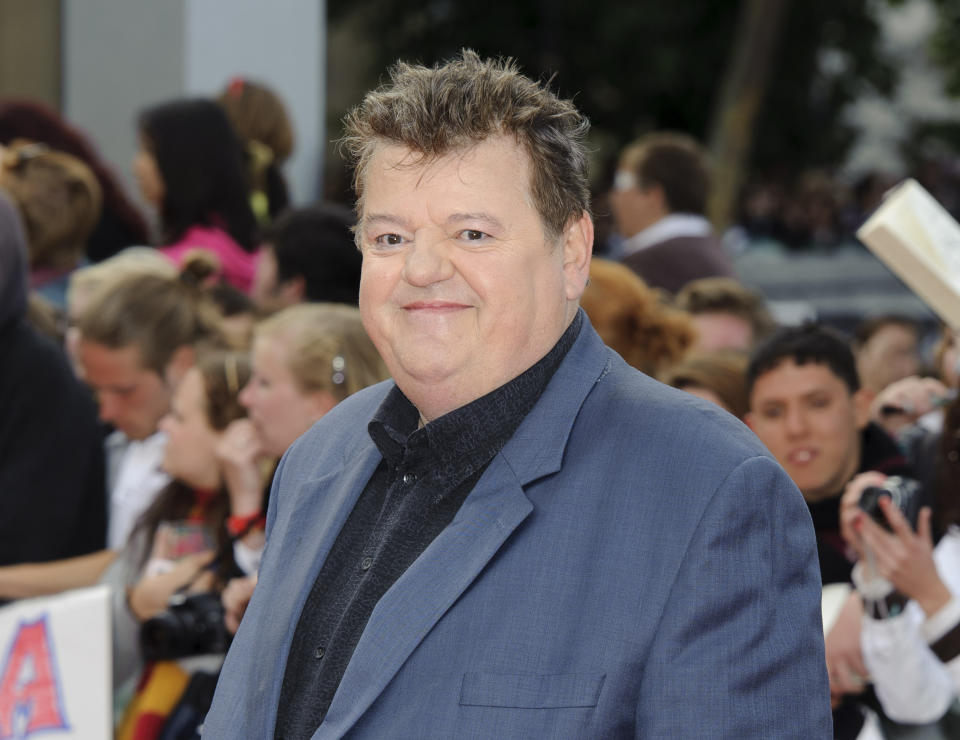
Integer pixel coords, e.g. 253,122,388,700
0,585,111,739
857,178,960,329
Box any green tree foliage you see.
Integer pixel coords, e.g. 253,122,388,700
328,0,895,182
927,0,960,96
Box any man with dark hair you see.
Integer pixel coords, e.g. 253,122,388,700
745,323,913,584
204,51,830,738
253,203,362,309
610,132,733,294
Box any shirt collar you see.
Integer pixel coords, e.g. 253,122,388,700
368,310,584,478
621,213,713,256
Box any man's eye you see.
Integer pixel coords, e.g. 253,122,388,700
458,229,489,242
374,233,404,247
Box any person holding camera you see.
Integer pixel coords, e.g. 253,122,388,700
839,428,960,726
102,350,261,713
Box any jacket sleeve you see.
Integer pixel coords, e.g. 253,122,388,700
861,535,960,723
635,455,832,738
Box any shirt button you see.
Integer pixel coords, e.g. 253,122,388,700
360,556,373,570
314,646,325,660
402,472,417,485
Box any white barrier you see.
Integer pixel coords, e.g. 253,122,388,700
0,586,111,739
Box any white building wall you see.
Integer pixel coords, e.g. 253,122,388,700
63,0,324,222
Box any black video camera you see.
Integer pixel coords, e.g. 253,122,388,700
140,591,231,662
857,476,922,532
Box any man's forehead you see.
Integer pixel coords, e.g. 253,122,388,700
365,136,528,186
752,358,850,399
79,340,150,377
359,137,538,226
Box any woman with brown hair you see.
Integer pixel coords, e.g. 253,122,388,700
0,139,103,307
579,258,696,376
658,351,749,419
0,99,149,262
217,77,294,225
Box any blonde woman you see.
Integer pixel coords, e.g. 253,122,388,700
216,303,389,630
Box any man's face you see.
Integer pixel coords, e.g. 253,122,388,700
252,246,303,312
357,135,590,420
691,312,754,352
745,359,870,502
77,339,172,441
608,168,665,238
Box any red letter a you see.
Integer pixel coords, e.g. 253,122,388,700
0,617,68,738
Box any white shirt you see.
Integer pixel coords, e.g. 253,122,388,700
860,527,960,723
106,430,171,550
620,213,713,258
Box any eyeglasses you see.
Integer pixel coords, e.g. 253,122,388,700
612,170,637,193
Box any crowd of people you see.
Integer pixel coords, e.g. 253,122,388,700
0,56,958,739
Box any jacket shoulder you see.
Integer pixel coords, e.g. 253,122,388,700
277,379,392,478
583,354,769,468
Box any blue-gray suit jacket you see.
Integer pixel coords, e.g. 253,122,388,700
203,319,831,738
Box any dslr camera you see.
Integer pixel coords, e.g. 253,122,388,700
857,476,922,532
140,591,231,662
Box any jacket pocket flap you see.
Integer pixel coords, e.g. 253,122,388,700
459,672,605,709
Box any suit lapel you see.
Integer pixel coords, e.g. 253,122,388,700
318,459,533,738
251,439,383,731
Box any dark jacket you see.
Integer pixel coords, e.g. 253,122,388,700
808,422,914,585
0,191,106,565
620,233,733,295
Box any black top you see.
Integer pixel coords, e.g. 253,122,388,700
0,320,107,566
273,313,583,739
808,422,913,585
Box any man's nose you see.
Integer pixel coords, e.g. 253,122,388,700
97,393,119,423
783,407,808,437
402,235,454,287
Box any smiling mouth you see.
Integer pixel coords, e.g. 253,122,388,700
402,301,470,312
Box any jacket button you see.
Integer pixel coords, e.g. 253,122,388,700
361,556,373,570
315,646,325,660
402,472,417,485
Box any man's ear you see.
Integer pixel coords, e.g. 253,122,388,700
853,387,873,430
643,182,668,213
164,345,195,389
562,211,594,301
743,411,756,432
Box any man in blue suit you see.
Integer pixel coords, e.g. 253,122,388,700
203,51,831,738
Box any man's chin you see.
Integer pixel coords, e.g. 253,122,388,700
798,482,837,503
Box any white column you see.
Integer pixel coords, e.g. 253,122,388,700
63,0,324,212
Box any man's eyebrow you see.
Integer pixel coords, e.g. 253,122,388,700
362,213,415,231
757,399,785,408
446,212,504,230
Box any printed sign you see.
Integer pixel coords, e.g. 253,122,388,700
0,586,111,739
